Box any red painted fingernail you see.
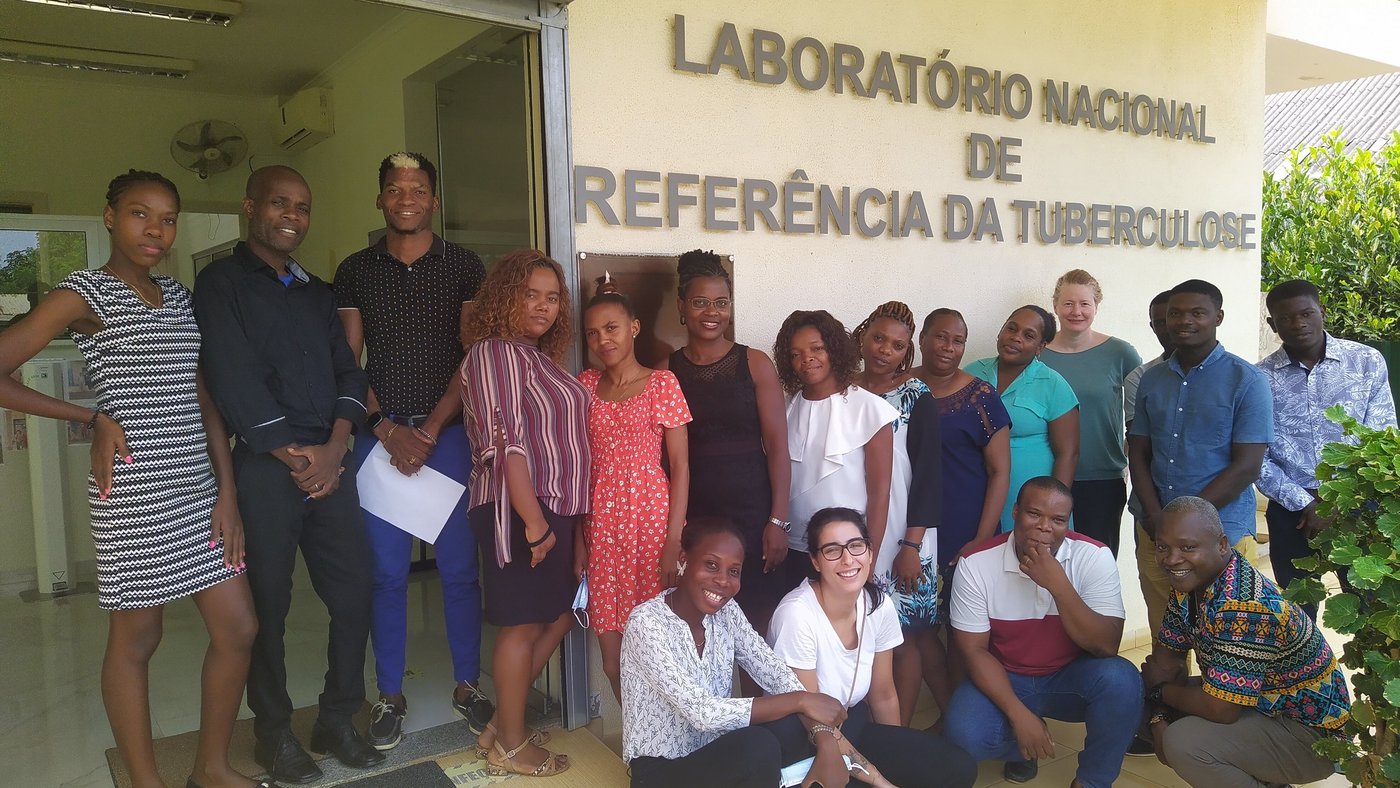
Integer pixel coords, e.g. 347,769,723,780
210,540,218,548
124,455,134,464
99,490,108,501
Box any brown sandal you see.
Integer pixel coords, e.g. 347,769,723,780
485,737,569,777
475,721,551,759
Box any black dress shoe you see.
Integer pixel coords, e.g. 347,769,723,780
309,722,387,769
253,732,322,785
1004,759,1038,783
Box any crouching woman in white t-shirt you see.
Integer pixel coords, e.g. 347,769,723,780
770,507,978,788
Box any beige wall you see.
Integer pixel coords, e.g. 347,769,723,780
568,0,1269,737
569,0,1267,365
0,74,277,216
290,12,494,278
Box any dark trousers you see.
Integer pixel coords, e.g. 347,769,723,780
630,704,976,788
1264,500,1319,620
1071,478,1128,557
235,444,373,741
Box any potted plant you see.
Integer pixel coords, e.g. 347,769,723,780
1288,405,1400,787
1261,129,1400,404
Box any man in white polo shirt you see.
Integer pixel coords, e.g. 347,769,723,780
945,477,1143,788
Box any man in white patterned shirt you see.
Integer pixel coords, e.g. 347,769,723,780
1258,279,1396,617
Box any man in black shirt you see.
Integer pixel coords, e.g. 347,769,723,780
196,165,383,783
334,152,491,750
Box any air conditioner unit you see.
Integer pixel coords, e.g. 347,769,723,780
277,87,333,151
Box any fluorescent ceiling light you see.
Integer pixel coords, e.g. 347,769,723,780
15,0,241,26
0,38,195,78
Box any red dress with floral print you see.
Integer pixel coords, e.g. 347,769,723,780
579,369,693,633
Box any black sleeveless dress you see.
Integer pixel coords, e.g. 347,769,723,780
669,344,785,612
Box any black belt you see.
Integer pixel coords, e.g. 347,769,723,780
388,413,463,428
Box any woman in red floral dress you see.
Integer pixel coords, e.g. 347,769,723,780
578,291,692,702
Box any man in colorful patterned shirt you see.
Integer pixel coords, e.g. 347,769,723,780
1142,496,1350,787
1257,279,1396,618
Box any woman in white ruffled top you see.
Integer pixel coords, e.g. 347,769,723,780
773,310,896,592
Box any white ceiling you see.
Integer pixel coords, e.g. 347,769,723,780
0,0,404,97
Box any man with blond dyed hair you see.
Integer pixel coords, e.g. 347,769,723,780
335,152,491,751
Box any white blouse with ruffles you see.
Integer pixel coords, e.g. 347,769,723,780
786,385,900,552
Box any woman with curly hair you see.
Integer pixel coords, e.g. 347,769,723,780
775,310,896,591
852,301,947,725
459,249,587,777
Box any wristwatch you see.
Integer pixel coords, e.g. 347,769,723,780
897,538,922,552
365,411,385,432
1146,681,1167,705
768,516,792,534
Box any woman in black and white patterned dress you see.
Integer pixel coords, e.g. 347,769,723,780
0,171,271,788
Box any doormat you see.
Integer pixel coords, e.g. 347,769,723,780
338,760,453,787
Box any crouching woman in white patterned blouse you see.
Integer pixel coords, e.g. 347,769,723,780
622,517,883,788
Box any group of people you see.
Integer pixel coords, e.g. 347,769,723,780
0,150,1390,788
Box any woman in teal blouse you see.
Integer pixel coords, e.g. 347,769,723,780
966,305,1079,531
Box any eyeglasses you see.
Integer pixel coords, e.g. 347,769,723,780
815,537,870,562
687,297,732,311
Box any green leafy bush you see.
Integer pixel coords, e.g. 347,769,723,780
1290,405,1400,786
1262,130,1400,342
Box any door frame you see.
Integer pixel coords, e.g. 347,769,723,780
375,0,589,731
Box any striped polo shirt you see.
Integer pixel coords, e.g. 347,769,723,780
950,531,1123,676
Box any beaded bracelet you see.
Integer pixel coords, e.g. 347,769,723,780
807,724,843,744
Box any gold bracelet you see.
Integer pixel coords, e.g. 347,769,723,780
807,724,842,744
1148,712,1169,726
383,423,399,441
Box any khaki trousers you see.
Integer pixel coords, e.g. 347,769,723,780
1161,711,1336,787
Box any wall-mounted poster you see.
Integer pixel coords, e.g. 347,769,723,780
4,410,26,452
67,399,95,445
64,359,97,401
574,252,735,369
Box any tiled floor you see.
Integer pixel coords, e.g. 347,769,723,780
0,560,493,788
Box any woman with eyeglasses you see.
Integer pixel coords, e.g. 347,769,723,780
662,250,791,634
768,508,977,788
776,310,896,590
621,517,854,788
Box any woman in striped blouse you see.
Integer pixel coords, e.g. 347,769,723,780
459,249,590,778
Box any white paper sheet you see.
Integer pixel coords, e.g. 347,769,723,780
356,442,466,545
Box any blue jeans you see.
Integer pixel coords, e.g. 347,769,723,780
945,655,1143,788
351,424,482,695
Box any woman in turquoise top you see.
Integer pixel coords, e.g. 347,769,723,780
965,305,1079,532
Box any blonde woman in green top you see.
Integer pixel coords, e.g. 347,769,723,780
1042,269,1142,557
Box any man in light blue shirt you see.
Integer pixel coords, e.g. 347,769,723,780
1128,279,1273,548
1257,279,1396,615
